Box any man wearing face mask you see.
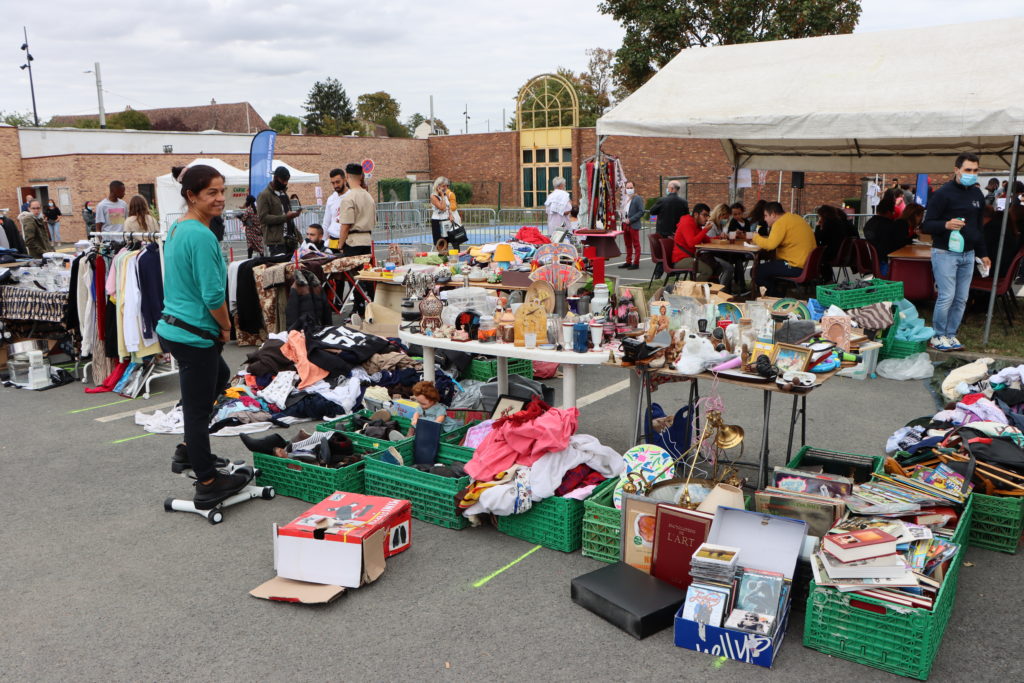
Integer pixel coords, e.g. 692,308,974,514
921,152,990,352
619,180,644,269
19,199,53,258
257,166,302,255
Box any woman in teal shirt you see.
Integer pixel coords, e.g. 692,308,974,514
156,165,251,508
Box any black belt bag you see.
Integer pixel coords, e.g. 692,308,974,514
160,314,221,343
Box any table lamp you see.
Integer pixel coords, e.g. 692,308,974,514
494,243,515,269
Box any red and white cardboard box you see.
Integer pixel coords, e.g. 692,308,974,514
271,492,411,590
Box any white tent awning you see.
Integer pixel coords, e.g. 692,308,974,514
596,19,1024,173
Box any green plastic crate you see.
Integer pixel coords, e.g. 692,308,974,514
881,314,929,360
465,356,534,382
363,442,474,529
816,279,904,310
803,495,973,680
253,433,392,503
969,493,1024,554
495,492,588,552
317,409,479,445
581,478,621,563
786,446,886,483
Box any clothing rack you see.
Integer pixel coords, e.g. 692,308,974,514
85,230,175,398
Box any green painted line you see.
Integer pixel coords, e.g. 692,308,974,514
112,433,156,444
69,391,164,413
472,545,541,588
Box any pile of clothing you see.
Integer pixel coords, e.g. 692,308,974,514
456,397,624,519
885,359,1024,490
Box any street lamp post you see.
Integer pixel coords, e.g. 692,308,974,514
84,63,107,128
19,27,39,127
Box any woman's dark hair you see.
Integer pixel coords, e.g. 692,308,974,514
83,201,92,210
172,164,225,201
901,203,925,228
244,195,256,208
876,193,897,217
749,199,767,223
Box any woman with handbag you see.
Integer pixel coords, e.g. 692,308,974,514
430,176,453,248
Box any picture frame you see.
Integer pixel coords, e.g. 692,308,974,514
490,394,528,421
620,493,660,573
750,340,775,363
619,285,649,321
770,343,812,374
820,315,853,352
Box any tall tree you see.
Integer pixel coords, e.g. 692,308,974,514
268,113,301,134
356,91,409,137
303,78,355,135
598,0,861,94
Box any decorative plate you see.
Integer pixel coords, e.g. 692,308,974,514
771,298,811,319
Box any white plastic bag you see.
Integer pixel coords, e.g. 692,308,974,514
876,352,934,381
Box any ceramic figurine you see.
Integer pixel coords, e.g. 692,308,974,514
419,289,444,333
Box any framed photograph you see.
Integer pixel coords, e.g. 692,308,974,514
490,395,528,421
750,340,775,363
620,493,659,573
619,285,649,321
770,343,812,374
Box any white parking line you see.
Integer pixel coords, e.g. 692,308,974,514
95,399,178,423
575,379,631,408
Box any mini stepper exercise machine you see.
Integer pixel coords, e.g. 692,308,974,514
163,461,275,524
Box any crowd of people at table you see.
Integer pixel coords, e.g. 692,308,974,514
609,154,1022,353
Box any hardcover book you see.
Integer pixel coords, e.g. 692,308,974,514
651,504,713,591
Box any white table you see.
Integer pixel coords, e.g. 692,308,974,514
399,331,608,408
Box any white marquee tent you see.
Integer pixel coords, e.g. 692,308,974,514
597,18,1024,342
597,19,1024,174
155,158,319,225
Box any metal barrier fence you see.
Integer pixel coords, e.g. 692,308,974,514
496,208,547,225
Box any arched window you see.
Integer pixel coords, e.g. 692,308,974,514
517,74,579,208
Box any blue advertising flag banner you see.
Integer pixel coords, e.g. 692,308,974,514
915,174,930,207
249,130,277,198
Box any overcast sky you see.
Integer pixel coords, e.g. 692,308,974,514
4,0,1023,133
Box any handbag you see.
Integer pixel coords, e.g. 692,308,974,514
447,222,468,246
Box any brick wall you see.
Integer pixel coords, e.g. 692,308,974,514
427,132,519,206
9,135,429,242
0,127,25,217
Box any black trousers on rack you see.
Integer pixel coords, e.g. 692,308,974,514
159,336,230,481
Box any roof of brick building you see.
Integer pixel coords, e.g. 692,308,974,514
48,102,268,133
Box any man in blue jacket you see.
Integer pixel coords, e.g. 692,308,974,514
920,153,991,351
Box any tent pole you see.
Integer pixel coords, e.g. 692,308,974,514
730,167,739,204
777,172,783,202
982,133,1020,346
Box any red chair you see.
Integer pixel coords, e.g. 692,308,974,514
647,233,694,286
853,239,884,278
970,247,1024,329
778,245,826,296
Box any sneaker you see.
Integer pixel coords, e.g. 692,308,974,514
172,443,229,474
946,336,965,351
616,262,632,269
928,336,953,351
193,467,254,509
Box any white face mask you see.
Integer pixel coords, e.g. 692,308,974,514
625,188,635,196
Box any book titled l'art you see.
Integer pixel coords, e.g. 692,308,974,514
650,504,714,591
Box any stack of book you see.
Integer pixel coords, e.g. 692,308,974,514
683,543,791,636
844,463,973,515
811,518,960,609
754,466,851,538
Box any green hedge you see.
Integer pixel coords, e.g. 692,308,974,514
451,181,473,205
378,178,411,202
